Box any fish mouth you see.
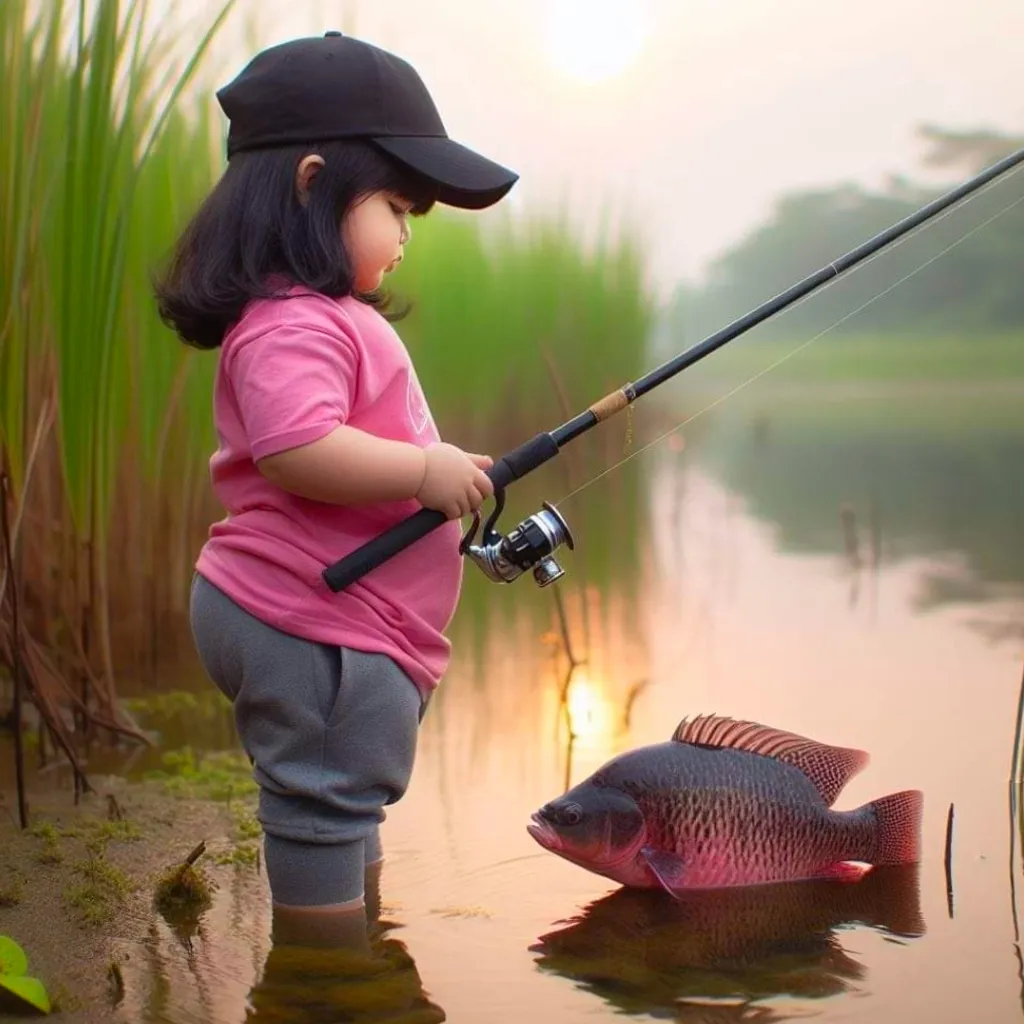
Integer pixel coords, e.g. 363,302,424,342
527,812,562,851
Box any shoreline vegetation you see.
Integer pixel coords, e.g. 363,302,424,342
0,759,259,1021
0,0,653,818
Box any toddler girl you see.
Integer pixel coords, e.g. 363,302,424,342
155,30,518,949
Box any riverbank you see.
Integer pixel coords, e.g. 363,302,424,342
0,766,259,1021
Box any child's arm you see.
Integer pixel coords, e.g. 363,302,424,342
259,427,493,518
231,317,492,518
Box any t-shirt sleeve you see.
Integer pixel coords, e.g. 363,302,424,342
226,320,359,461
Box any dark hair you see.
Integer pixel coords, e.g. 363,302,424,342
153,138,438,349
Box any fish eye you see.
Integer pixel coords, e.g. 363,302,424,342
561,803,583,826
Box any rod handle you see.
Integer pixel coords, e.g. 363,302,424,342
322,432,559,592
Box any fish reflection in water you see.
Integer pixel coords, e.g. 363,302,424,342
531,863,924,1020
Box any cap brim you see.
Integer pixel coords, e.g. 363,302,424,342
372,135,518,210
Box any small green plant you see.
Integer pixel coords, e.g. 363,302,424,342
27,823,62,865
232,807,262,841
84,818,142,856
63,855,136,928
154,841,216,943
122,690,232,725
154,842,215,913
26,824,58,842
212,844,259,868
212,806,262,869
144,747,258,802
0,935,51,1014
26,813,143,867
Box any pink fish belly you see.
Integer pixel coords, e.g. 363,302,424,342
636,802,864,889
605,843,856,890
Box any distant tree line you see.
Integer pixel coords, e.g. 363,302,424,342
668,125,1024,339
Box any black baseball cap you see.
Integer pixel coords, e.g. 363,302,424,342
216,31,519,210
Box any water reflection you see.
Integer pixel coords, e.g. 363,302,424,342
564,670,619,746
691,387,1024,617
10,376,1024,1021
244,933,446,1024
531,866,925,1020
110,852,446,1024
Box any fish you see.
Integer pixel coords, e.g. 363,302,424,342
526,714,923,895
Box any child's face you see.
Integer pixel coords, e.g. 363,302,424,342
343,191,414,293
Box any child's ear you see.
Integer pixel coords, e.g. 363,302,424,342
295,154,325,206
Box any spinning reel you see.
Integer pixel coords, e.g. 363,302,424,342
459,489,574,587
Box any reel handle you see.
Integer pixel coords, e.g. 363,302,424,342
322,432,559,592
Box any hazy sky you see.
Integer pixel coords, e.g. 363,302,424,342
175,0,1022,299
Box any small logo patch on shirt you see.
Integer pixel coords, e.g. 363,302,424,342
406,370,430,435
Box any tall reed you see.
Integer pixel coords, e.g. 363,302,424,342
0,0,234,759
0,1,653,781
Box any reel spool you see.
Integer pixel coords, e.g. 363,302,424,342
460,494,574,587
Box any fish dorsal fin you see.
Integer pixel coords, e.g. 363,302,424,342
671,715,869,806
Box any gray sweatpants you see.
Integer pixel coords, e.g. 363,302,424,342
189,573,424,906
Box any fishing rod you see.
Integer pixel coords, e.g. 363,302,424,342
323,143,1024,594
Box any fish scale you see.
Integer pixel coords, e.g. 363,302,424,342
528,715,922,893
609,745,871,886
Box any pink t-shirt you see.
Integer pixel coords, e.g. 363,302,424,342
194,287,464,696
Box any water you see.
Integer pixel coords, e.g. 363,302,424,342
5,379,1024,1022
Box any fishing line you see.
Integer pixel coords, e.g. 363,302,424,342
323,147,1024,594
554,165,1024,507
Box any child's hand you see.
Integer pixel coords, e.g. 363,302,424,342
416,443,495,519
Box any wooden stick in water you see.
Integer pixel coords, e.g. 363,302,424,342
944,802,955,919
1011,660,1024,785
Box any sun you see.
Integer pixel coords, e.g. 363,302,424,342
542,0,651,85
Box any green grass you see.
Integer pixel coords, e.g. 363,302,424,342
0,0,234,699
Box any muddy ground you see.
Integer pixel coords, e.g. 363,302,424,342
0,767,261,1022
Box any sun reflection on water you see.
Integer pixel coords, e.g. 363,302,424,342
565,671,616,743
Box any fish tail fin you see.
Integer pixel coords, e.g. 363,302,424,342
869,790,924,865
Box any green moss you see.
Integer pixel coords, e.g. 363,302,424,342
94,818,143,843
63,855,136,928
154,862,215,918
27,823,60,843
84,819,143,857
208,806,262,869
143,747,258,802
232,808,262,841
27,812,143,868
122,689,231,720
212,843,259,868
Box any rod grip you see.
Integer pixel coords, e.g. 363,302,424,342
321,432,559,592
322,506,447,592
